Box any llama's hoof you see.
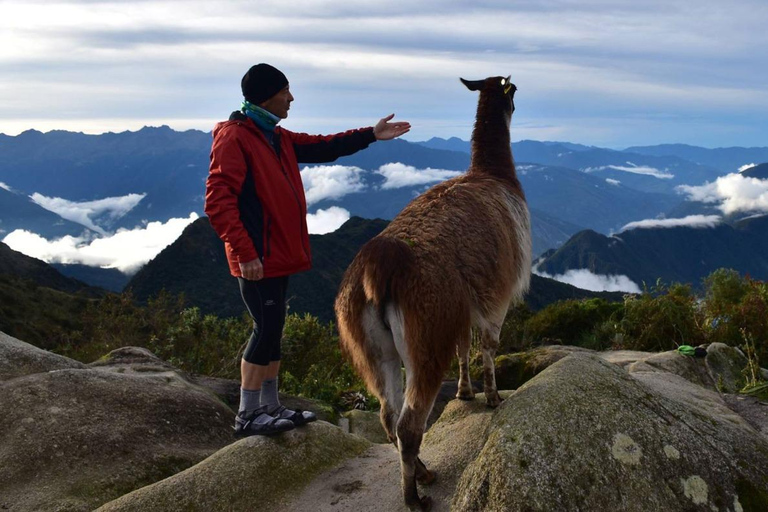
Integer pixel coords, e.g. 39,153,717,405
413,496,432,511
485,390,502,408
455,389,475,401
417,469,437,486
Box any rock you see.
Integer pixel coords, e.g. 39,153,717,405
91,347,338,424
88,346,176,372
0,330,85,381
96,422,370,512
452,354,768,512
494,345,591,389
343,409,389,444
598,349,655,368
0,367,234,512
705,342,749,393
627,349,714,389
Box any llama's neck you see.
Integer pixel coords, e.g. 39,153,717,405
469,97,515,178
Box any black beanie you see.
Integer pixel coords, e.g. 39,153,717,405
241,63,289,104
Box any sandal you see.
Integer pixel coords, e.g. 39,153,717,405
233,406,295,438
270,405,317,426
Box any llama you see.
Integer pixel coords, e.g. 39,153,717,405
334,75,531,511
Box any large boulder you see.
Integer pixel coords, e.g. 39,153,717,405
0,330,85,381
494,345,591,389
0,356,234,511
452,353,768,511
97,422,370,511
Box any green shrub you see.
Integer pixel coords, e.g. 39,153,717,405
617,281,705,351
524,298,623,350
279,313,378,410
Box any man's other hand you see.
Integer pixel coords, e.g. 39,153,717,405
374,114,411,140
239,258,264,281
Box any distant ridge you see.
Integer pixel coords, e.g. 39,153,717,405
127,216,624,322
536,215,768,288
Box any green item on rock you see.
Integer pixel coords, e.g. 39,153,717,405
677,345,697,356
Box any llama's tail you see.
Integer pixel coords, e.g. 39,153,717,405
358,236,415,316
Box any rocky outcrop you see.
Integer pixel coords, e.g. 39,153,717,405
0,336,235,512
452,353,768,511
96,422,370,511
4,330,766,512
493,345,591,389
0,330,85,381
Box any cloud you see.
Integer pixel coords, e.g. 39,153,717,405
306,206,350,235
300,165,366,206
376,163,461,190
606,178,621,186
583,162,674,179
677,173,768,215
0,182,12,192
621,214,721,231
738,163,757,173
2,213,198,274
29,192,146,235
536,268,641,294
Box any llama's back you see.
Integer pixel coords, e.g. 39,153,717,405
382,172,531,306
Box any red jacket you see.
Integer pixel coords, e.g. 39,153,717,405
205,112,376,278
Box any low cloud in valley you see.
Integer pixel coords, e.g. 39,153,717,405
306,207,350,235
536,268,641,294
300,165,366,206
583,163,674,180
376,163,461,189
2,213,198,274
30,192,146,235
677,173,768,215
621,215,722,231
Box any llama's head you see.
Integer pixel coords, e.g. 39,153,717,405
460,75,517,118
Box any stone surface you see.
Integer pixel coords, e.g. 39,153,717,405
0,330,85,382
494,345,591,390
97,422,370,512
0,337,234,512
452,354,768,512
342,409,389,444
705,342,749,393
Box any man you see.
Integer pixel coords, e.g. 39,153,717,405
204,63,410,436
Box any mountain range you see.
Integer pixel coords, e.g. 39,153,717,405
2,127,768,294
535,214,768,289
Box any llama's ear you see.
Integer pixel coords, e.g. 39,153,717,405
460,78,484,91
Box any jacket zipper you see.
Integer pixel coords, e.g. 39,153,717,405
265,216,272,258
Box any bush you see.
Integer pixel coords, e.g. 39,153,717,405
702,269,768,364
617,281,705,351
524,298,623,350
279,313,377,410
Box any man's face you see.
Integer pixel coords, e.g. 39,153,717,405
260,85,293,119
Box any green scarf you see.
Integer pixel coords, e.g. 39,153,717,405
241,100,280,131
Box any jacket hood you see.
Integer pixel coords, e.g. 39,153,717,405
212,111,285,140
212,111,259,139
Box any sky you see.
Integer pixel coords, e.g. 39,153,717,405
2,0,768,148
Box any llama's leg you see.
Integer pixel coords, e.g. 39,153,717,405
480,322,503,408
397,377,442,511
362,306,404,444
455,341,475,400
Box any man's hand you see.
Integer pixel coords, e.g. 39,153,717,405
239,258,264,281
374,114,411,140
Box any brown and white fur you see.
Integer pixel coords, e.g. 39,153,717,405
334,76,531,511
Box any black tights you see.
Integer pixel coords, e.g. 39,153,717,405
237,276,289,366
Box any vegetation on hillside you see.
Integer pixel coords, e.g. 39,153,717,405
5,268,766,412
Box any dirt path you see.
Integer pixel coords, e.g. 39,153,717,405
275,442,458,512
